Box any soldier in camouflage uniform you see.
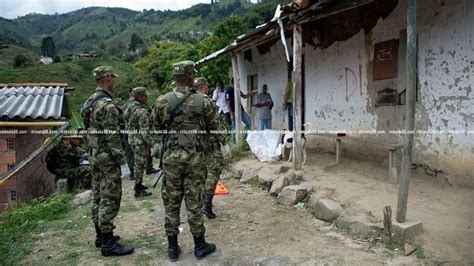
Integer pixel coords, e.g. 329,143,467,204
151,61,218,261
194,77,224,219
46,136,91,189
124,87,153,198
80,66,134,257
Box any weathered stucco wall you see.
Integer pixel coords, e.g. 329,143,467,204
302,0,472,187
235,0,473,187
414,0,473,187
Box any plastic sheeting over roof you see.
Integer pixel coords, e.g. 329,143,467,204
0,84,67,120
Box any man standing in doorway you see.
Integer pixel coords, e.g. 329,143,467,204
253,84,274,130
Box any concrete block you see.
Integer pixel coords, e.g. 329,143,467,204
392,219,423,240
71,190,93,207
269,176,289,196
56,178,69,194
276,185,308,206
240,169,259,183
314,199,342,222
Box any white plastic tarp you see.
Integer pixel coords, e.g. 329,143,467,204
246,130,282,162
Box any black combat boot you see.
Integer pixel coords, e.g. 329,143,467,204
146,167,160,175
101,232,134,256
94,224,120,248
201,194,216,219
167,235,181,262
134,184,152,198
193,234,216,259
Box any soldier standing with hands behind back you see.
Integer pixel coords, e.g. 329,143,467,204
80,66,134,257
152,61,219,262
194,77,224,219
124,87,153,198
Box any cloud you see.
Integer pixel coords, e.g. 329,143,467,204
0,0,207,19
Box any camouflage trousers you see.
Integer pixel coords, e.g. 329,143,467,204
131,144,149,185
91,164,122,233
205,148,224,195
162,147,206,236
56,166,92,189
124,141,135,176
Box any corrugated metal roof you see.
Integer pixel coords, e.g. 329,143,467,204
0,84,67,120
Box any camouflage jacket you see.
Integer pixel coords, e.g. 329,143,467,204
125,100,152,146
151,85,219,152
80,88,125,166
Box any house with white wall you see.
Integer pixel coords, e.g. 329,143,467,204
198,0,473,189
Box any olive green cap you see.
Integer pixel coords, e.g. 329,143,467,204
92,66,118,80
132,87,150,97
173,60,197,75
193,77,208,88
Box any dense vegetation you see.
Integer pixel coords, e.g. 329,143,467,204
0,0,288,115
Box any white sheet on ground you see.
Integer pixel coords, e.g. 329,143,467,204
246,130,282,162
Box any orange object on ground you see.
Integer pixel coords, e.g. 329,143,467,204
214,180,229,195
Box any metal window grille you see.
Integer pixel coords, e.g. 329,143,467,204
10,189,17,201
7,163,15,171
7,139,15,151
376,88,398,106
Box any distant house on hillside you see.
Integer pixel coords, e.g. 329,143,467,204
0,83,72,211
69,53,97,60
39,56,53,65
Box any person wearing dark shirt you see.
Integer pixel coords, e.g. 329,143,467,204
225,82,256,142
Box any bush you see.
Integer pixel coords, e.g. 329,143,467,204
53,55,61,63
12,54,28,68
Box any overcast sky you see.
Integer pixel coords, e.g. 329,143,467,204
0,0,253,19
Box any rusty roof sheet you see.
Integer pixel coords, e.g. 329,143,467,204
0,84,67,120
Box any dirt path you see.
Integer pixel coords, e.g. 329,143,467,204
22,166,421,265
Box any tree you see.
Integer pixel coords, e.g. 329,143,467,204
13,55,28,68
41,36,56,57
129,33,144,52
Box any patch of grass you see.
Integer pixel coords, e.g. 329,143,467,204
62,250,80,265
140,200,156,213
384,238,405,251
0,194,73,265
415,245,426,260
247,178,267,190
120,204,139,213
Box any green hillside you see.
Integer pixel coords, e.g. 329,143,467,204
0,1,286,56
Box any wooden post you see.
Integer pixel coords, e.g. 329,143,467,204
231,55,242,146
292,24,303,170
397,0,417,223
389,148,398,181
336,138,341,164
383,206,393,242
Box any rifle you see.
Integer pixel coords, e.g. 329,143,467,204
153,91,194,188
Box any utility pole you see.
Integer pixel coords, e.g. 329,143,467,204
396,0,417,223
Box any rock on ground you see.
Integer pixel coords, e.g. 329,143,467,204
314,199,342,222
276,185,308,205
241,169,259,183
335,216,382,239
71,190,93,207
270,176,289,196
258,168,279,184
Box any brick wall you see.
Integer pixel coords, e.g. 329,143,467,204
15,153,54,203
